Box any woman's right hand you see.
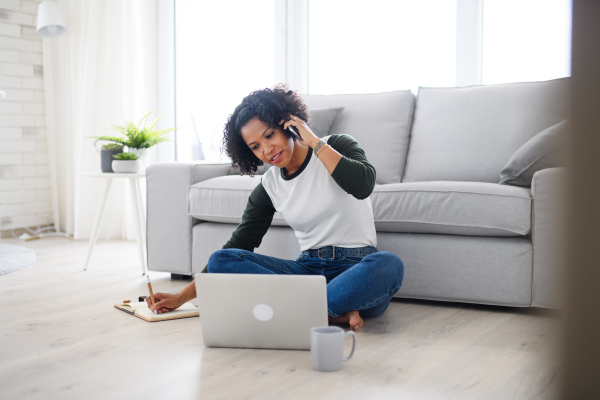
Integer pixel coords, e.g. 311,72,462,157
145,292,183,314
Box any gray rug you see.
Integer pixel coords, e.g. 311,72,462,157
0,243,37,275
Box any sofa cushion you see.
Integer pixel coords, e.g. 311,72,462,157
188,176,531,237
499,119,569,187
308,107,345,136
301,90,415,185
371,181,532,236
187,175,288,226
403,77,570,183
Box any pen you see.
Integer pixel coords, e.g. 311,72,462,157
146,275,157,315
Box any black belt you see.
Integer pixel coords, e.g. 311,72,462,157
302,246,377,260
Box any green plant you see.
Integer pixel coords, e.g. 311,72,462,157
88,110,177,150
101,143,124,151
113,152,140,160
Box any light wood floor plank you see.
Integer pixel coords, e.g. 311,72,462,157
0,237,561,400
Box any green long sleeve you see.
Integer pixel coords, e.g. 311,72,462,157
328,134,377,200
200,181,275,273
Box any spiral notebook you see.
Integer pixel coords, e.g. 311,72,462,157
114,301,199,322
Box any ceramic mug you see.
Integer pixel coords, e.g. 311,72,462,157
310,326,356,372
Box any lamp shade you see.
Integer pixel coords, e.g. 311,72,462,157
36,1,67,38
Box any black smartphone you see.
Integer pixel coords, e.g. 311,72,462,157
282,123,303,142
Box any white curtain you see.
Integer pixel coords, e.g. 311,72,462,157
45,0,175,240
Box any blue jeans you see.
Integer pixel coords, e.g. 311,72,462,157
207,247,404,318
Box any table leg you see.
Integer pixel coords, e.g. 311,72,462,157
83,178,113,271
134,178,146,268
129,177,146,275
134,178,146,250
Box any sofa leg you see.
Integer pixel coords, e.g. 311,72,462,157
171,273,193,280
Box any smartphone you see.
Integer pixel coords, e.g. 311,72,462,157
283,123,303,142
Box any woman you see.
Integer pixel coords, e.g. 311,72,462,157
148,83,404,331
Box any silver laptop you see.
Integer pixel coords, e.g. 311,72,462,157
195,273,328,350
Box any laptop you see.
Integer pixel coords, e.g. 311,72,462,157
195,273,328,350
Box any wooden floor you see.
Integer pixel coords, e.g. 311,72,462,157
0,237,563,400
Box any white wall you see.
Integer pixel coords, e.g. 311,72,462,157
0,0,52,237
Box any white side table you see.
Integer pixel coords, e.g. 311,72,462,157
82,172,147,275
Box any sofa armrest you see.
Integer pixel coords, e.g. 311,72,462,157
146,161,233,275
531,167,569,308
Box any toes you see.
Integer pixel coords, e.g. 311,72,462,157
348,311,363,330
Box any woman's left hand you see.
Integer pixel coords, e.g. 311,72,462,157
279,115,319,148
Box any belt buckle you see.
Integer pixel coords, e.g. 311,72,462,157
318,246,336,259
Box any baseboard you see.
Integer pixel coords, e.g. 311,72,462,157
1,224,55,239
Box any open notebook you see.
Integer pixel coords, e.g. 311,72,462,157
114,301,199,322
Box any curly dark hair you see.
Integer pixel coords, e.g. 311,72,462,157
220,83,311,176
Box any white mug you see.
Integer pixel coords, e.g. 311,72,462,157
310,326,356,372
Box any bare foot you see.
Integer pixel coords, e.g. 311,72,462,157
328,310,364,331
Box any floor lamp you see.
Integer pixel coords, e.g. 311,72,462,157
36,1,71,240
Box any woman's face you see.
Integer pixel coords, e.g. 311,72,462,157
241,116,294,167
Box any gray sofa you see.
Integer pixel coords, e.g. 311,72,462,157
146,78,569,309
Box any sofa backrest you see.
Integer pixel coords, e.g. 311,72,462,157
402,77,570,183
301,90,415,185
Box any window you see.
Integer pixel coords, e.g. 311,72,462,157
308,0,457,95
482,0,572,85
175,0,275,162
173,0,572,160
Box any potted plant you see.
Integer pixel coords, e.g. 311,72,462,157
88,110,177,169
112,152,142,173
99,143,123,173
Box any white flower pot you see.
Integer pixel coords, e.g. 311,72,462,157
127,147,149,171
112,159,142,173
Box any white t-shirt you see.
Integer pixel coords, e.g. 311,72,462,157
211,134,378,265
260,135,376,251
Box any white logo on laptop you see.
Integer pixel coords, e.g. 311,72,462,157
253,304,274,321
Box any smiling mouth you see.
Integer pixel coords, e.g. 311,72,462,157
271,151,283,162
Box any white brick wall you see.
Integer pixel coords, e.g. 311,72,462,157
0,0,52,234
